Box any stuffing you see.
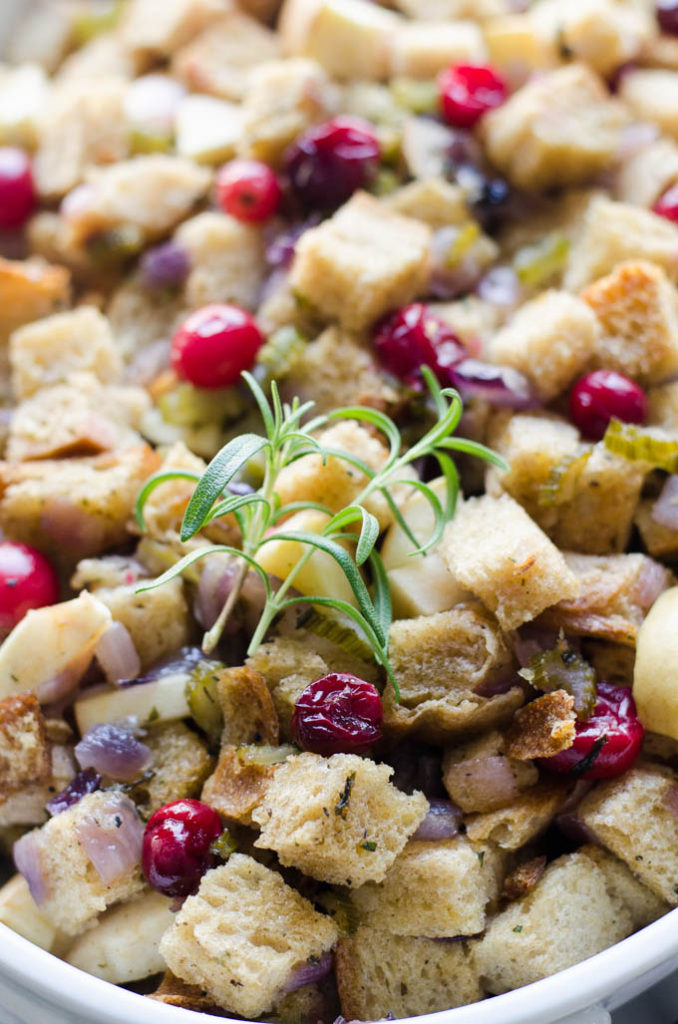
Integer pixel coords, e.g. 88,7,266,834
131,722,213,817
388,20,488,78
530,0,651,77
463,780,570,850
616,138,678,209
175,212,266,311
0,257,70,348
119,0,231,62
620,69,678,142
0,694,50,794
216,666,280,747
500,856,547,901
201,744,281,826
0,744,76,829
385,177,469,229
504,691,576,760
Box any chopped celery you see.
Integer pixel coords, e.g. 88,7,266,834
514,232,570,288
302,608,376,663
236,743,298,766
211,828,238,862
370,167,400,197
390,78,438,115
445,222,481,269
185,660,225,742
256,326,308,380
159,382,246,430
603,419,678,472
375,125,402,166
519,643,596,719
129,130,173,155
538,449,592,507
71,0,125,45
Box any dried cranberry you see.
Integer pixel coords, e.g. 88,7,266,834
657,0,678,34
171,304,264,389
569,369,648,441
142,799,223,898
0,148,36,230
372,302,465,387
284,116,380,211
539,681,644,780
292,674,383,756
653,182,678,222
439,64,507,129
0,541,59,637
216,159,282,223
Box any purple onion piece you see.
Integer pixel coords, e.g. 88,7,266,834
283,952,333,994
449,358,538,409
74,793,144,885
75,723,152,782
46,767,102,816
13,831,47,906
651,474,678,530
95,621,141,687
265,217,320,269
121,645,204,687
141,240,191,290
413,798,463,841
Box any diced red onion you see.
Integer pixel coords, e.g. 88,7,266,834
511,628,561,669
75,723,152,782
634,557,670,611
39,496,107,555
449,359,537,409
476,266,521,308
124,339,172,387
141,241,191,291
429,229,485,300
95,621,141,686
662,783,678,820
123,645,204,687
652,475,678,530
412,798,463,841
556,813,599,846
195,558,240,631
446,756,521,809
13,831,47,906
265,217,319,269
124,74,185,137
283,952,333,994
74,793,144,884
46,767,102,816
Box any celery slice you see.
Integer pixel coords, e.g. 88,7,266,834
519,644,596,719
603,418,678,472
390,78,438,115
538,449,592,507
514,232,570,288
445,222,481,269
256,326,308,380
185,660,225,742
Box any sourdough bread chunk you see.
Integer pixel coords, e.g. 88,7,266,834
578,765,678,904
202,744,279,825
351,837,503,937
175,211,266,311
160,855,338,1018
464,780,570,850
474,847,641,993
131,722,212,817
504,691,576,760
290,192,432,331
252,752,428,886
0,694,50,793
579,846,668,927
216,666,279,747
336,925,483,1019
20,791,145,936
440,494,580,630
119,0,230,62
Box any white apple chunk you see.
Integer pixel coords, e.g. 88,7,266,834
634,586,678,739
175,95,244,164
0,875,58,952
74,671,191,735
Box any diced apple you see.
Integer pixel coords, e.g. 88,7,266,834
74,672,191,735
0,593,111,703
634,586,678,740
175,94,244,163
388,560,468,619
0,875,57,952
381,476,449,570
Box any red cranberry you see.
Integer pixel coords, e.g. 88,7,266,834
292,673,383,756
0,541,59,637
569,369,648,442
216,159,282,223
657,0,678,34
171,304,264,389
284,116,380,211
142,799,223,898
653,182,678,222
373,302,466,387
540,681,644,780
0,148,36,230
439,64,507,129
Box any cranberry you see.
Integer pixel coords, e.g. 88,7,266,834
373,302,466,387
284,116,380,211
216,159,282,223
653,182,678,222
292,673,383,756
171,304,264,389
657,0,678,34
0,541,59,637
540,681,644,780
439,64,507,129
142,799,223,898
0,148,36,230
569,369,648,442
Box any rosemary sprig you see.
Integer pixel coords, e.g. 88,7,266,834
135,367,506,697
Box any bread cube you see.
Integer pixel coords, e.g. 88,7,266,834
252,752,428,886
443,730,538,813
175,212,265,311
172,11,280,101
238,58,338,165
389,20,487,78
480,64,625,190
0,694,50,793
484,15,557,86
202,744,280,825
564,196,678,291
464,778,569,850
505,691,576,760
216,666,279,747
474,847,643,993
336,925,482,1019
635,499,678,562
581,845,668,929
9,306,121,400
291,192,431,330
489,290,599,401
6,3,74,74
648,380,678,430
0,257,70,348
160,855,338,1018
616,138,678,209
106,276,187,364
130,722,213,817
0,744,75,828
620,69,678,141
530,0,651,77
0,63,49,149
382,607,524,743
581,261,678,386
120,0,230,61
578,765,678,904
18,791,145,935
395,0,508,19
385,177,469,229
247,630,380,691
56,33,137,86
88,577,190,671
440,494,580,630
351,837,503,937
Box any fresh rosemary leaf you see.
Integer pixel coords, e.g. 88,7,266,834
369,549,393,644
135,469,201,531
181,433,270,541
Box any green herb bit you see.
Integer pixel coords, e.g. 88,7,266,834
390,77,438,115
537,449,592,507
514,232,570,288
603,419,678,472
513,925,523,933
445,222,481,269
211,828,238,862
335,772,356,819
86,225,144,269
360,840,378,852
518,642,597,719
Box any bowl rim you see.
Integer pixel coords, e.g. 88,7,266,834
2,905,678,1024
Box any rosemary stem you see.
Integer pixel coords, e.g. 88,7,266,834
202,556,249,655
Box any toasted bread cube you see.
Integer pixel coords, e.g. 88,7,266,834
17,791,145,935
160,855,339,1018
202,744,279,825
0,257,70,348
581,261,678,386
489,290,599,402
581,846,668,928
480,64,624,191
130,722,213,817
9,306,121,400
578,765,678,904
106,277,187,364
280,0,400,80
238,58,338,165
382,607,523,743
252,752,428,886
0,63,49,149
505,691,576,760
291,192,431,330
352,837,503,937
336,925,482,1019
616,138,678,209
0,744,75,828
56,33,137,85
172,11,280,100
394,0,508,19
120,0,230,61
66,891,175,983
464,779,570,850
620,69,678,141
474,847,643,993
216,666,279,747
440,494,580,631
564,196,678,291
0,446,159,565
175,212,265,311
385,177,469,229
389,20,487,78
0,694,50,793
0,875,59,952
648,380,678,429
443,730,538,814
484,15,557,87
247,629,381,690
137,441,205,542
530,0,651,77
33,78,129,199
